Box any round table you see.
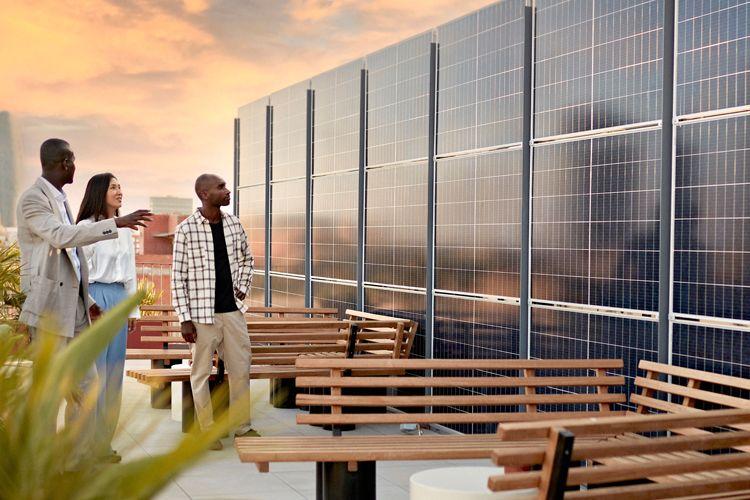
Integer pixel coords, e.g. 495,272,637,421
410,466,538,500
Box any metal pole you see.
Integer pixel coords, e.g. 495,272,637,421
265,105,273,307
305,89,314,308
658,0,676,365
425,42,438,360
357,68,367,310
233,117,240,215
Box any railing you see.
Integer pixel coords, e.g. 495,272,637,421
135,255,172,306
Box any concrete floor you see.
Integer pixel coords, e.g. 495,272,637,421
116,360,490,500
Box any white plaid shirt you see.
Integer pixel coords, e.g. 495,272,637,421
171,209,254,324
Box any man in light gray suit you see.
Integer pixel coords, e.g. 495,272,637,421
16,138,152,464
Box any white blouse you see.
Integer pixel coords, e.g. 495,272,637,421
78,217,140,318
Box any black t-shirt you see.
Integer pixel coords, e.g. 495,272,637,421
210,221,238,313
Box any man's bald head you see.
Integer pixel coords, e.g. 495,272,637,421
194,173,231,208
195,174,221,198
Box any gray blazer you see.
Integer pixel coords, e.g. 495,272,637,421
16,178,118,337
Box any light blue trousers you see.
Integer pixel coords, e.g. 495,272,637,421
89,282,129,454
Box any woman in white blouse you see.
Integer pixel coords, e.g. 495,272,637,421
76,173,139,463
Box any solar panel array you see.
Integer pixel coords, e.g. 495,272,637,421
236,0,750,404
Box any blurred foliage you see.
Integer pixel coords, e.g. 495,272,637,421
136,279,163,317
0,243,25,321
0,292,244,499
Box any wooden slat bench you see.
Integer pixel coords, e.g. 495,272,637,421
345,309,418,359
489,408,750,499
294,358,626,429
234,358,624,499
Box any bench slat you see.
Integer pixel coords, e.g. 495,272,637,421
295,358,623,370
296,393,626,407
296,375,625,388
297,410,626,425
635,377,750,409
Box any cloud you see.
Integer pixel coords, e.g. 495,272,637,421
2,0,492,217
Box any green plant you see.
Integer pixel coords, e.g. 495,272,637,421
0,243,25,320
0,293,244,499
136,279,163,317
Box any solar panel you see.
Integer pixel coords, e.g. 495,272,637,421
676,0,750,116
311,281,357,318
366,32,432,166
248,269,265,308
271,82,308,181
312,59,362,175
674,115,750,321
238,98,267,187
270,179,306,275
436,1,524,155
365,162,427,288
531,130,661,311
270,274,306,308
435,149,522,296
531,307,657,408
311,171,358,281
237,184,266,272
534,0,663,138
672,323,749,380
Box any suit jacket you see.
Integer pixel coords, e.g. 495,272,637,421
16,178,118,337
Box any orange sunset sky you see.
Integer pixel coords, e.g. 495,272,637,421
1,0,490,214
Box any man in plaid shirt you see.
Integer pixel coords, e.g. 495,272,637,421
171,174,257,449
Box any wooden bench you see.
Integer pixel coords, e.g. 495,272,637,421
127,320,409,430
345,309,418,360
235,358,625,499
294,358,626,429
489,408,750,499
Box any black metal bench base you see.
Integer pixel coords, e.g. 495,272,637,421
316,461,376,500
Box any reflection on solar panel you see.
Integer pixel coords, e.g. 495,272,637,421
434,296,519,359
248,270,265,307
364,287,426,358
312,60,362,175
270,274,305,308
311,281,357,318
437,1,524,154
672,323,749,380
237,185,266,271
435,150,521,296
365,163,427,288
674,116,750,320
271,82,308,181
366,32,432,166
238,98,266,187
532,130,661,311
311,171,358,281
534,0,663,138
676,0,750,115
270,179,306,275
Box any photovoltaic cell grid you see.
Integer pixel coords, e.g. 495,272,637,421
531,130,661,311
534,0,663,139
672,323,749,381
364,287,426,358
248,270,265,308
366,32,431,167
312,59,362,175
431,296,520,435
311,281,357,318
311,171,358,281
365,162,427,288
531,307,657,411
674,116,750,321
237,184,266,272
436,0,524,155
269,274,305,308
435,149,521,297
676,0,750,116
271,82,308,181
238,98,267,187
270,179,306,275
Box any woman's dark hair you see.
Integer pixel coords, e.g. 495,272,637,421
76,173,120,223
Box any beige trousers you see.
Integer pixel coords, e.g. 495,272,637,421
190,310,252,433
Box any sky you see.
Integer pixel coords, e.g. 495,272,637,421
1,0,491,216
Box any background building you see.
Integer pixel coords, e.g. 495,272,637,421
149,196,193,215
0,111,22,227
236,0,750,421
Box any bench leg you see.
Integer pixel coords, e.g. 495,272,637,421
150,359,171,409
317,461,376,500
270,378,297,408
